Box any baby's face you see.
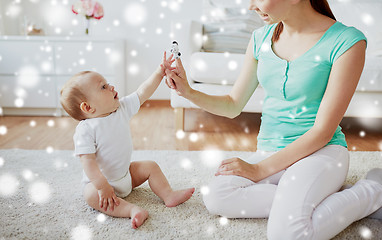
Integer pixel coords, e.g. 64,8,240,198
80,72,120,117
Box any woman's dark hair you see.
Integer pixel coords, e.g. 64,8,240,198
272,0,336,42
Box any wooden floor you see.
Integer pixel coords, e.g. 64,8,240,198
0,100,381,151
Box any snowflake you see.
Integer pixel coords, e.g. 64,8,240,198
206,225,215,235
128,63,140,75
193,59,207,72
361,13,374,25
0,125,7,135
219,217,229,226
124,3,147,26
6,4,21,18
176,130,185,139
47,119,55,127
200,185,210,195
97,213,107,223
260,42,271,52
200,149,224,168
180,158,192,170
130,50,138,57
228,60,238,70
359,226,373,239
0,174,19,197
17,66,40,88
71,225,92,240
46,146,54,154
189,133,198,142
22,169,35,181
29,181,51,204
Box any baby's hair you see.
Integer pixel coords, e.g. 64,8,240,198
60,71,92,121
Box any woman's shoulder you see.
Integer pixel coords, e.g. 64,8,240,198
253,23,277,41
330,21,366,42
327,22,367,63
252,23,277,59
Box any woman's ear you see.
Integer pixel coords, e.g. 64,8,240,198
80,102,95,114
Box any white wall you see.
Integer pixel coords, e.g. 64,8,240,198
0,0,204,99
0,3,4,35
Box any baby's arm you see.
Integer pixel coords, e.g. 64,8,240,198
136,52,175,105
80,153,120,211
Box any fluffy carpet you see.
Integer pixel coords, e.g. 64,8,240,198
0,149,381,240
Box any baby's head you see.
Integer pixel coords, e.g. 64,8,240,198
60,71,120,121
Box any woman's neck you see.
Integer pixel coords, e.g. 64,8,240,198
281,1,334,36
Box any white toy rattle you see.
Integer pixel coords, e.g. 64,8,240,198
170,41,181,59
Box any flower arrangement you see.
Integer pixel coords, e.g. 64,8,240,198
72,0,104,35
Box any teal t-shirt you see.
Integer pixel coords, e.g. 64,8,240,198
253,22,367,151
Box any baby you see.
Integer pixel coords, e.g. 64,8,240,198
60,52,194,229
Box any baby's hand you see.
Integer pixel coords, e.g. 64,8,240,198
98,183,120,211
160,51,176,76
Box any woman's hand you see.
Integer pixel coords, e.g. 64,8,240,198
159,51,176,77
215,157,262,182
165,58,192,97
98,183,120,211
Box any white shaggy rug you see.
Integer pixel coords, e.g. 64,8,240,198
0,149,381,240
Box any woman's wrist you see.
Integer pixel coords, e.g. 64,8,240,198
250,163,267,182
184,87,196,101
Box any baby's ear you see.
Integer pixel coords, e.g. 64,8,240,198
80,102,95,114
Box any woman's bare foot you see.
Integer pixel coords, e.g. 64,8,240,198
130,206,149,229
165,188,195,207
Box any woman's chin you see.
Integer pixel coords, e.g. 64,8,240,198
263,18,277,25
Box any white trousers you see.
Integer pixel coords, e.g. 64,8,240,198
203,145,382,240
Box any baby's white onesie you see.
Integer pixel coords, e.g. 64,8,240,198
74,92,140,196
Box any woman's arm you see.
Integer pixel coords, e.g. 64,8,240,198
166,36,259,118
217,40,367,182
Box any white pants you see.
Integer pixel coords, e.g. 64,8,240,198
203,145,382,240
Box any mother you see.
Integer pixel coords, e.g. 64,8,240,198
166,0,382,239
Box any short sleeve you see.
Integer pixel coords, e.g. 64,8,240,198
331,27,367,63
73,121,96,156
253,24,277,60
253,26,265,60
252,31,257,60
119,92,140,118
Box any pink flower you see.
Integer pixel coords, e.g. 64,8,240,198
72,0,104,34
93,2,104,20
83,0,94,16
72,1,83,15
72,0,104,20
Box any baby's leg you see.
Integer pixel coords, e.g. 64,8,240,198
83,183,148,229
130,161,194,207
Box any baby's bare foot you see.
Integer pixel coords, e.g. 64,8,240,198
131,206,149,229
165,188,195,207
